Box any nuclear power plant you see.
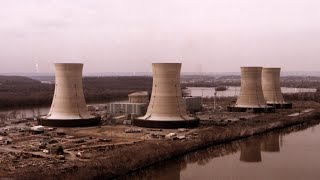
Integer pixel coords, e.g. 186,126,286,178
228,67,275,113
262,68,292,109
134,63,199,128
38,63,100,127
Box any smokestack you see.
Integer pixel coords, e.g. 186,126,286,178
228,67,275,113
39,63,100,127
135,63,199,128
262,68,292,109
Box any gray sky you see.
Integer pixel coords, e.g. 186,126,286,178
0,0,319,73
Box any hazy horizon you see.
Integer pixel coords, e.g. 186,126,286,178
1,0,319,73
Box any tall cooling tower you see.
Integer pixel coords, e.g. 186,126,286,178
135,63,199,128
228,67,274,113
262,68,292,109
38,63,100,127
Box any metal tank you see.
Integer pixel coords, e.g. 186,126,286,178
228,67,274,113
38,63,100,127
135,63,199,128
262,68,292,109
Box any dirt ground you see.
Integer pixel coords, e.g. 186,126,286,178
0,100,320,179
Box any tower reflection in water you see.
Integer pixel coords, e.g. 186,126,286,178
240,131,281,163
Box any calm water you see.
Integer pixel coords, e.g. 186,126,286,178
188,87,317,97
125,124,320,180
0,100,128,119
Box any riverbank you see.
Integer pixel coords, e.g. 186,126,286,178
8,101,320,180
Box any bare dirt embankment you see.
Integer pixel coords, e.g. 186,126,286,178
11,101,320,180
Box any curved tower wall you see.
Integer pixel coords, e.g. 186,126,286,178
136,63,199,128
262,68,285,104
235,67,268,108
142,63,192,121
46,63,94,120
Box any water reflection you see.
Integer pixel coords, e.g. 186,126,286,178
240,132,281,163
240,137,262,163
261,132,280,152
124,124,319,180
122,158,183,180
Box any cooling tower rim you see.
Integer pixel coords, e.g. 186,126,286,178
240,66,263,69
38,116,101,127
262,67,281,70
54,63,83,66
152,62,182,65
134,118,199,129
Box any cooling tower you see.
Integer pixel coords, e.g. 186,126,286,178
228,67,275,113
262,68,292,109
38,63,100,127
135,63,199,128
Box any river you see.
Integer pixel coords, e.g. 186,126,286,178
124,123,320,180
0,100,128,119
187,86,317,97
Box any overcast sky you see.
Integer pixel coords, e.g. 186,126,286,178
0,0,319,73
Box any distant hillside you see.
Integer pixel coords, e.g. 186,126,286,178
0,75,41,85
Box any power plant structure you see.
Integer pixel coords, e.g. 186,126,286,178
228,67,275,113
38,63,100,127
262,68,292,109
134,63,199,128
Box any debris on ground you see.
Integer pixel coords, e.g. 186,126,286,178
178,128,188,132
125,129,142,133
165,133,177,140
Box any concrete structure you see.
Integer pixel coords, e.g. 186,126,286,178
228,67,274,113
105,103,148,116
38,63,100,127
182,96,202,113
135,63,199,128
128,91,149,103
262,68,292,109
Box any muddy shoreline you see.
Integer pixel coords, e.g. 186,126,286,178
13,106,320,180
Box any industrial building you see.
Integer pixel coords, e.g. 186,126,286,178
182,96,202,113
228,67,275,113
105,103,148,116
38,63,100,127
128,91,149,103
262,68,292,109
135,63,199,128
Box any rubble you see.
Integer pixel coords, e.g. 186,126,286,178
165,133,177,140
125,129,142,133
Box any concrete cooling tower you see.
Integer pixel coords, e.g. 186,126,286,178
228,67,275,113
135,63,199,128
38,63,100,127
262,68,292,109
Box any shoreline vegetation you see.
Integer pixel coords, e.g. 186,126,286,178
0,75,320,109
